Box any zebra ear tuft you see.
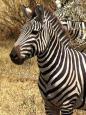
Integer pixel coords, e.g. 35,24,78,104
35,4,44,22
21,5,32,18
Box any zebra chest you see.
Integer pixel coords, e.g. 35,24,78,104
38,76,53,99
38,69,81,104
38,74,69,101
38,78,53,98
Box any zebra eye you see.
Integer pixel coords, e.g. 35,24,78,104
31,30,39,35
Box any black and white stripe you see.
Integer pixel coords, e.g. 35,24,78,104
10,5,86,115
60,19,86,40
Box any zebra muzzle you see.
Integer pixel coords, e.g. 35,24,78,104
10,47,25,65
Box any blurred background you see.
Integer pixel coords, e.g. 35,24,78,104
0,0,86,115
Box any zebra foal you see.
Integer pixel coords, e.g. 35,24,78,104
10,4,86,115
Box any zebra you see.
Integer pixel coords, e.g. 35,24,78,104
60,19,86,52
10,4,86,115
52,1,86,41
61,19,86,40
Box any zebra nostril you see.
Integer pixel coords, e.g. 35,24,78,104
10,52,18,59
10,48,18,59
10,47,25,65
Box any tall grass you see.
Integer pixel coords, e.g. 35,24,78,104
0,0,30,39
0,0,52,39
0,0,86,40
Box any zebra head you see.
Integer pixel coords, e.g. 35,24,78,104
10,5,50,65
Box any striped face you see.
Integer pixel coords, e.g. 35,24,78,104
10,5,48,65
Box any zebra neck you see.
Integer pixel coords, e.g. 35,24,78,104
37,36,67,81
55,24,70,48
47,13,70,48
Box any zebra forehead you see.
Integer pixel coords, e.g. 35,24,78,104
20,21,32,32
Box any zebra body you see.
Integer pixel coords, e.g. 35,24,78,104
54,0,86,41
61,19,86,40
10,5,86,115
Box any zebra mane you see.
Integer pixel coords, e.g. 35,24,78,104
43,6,71,46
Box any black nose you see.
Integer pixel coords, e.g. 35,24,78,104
10,47,24,65
10,48,18,59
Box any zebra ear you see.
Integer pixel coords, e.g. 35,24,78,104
21,5,32,18
35,4,44,22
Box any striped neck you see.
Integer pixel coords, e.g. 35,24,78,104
44,9,70,48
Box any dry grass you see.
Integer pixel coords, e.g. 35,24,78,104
0,39,45,115
0,0,32,39
0,0,52,39
0,39,86,115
